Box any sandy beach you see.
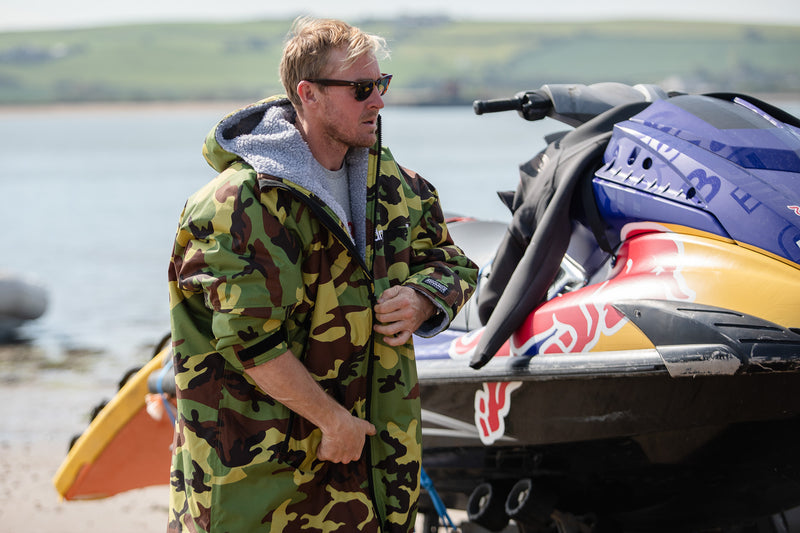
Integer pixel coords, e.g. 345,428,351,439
0,344,451,532
0,344,168,533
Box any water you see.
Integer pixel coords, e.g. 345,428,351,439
0,102,561,377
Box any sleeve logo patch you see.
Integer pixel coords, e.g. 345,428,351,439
422,278,449,296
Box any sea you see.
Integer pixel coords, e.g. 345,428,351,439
2,99,799,382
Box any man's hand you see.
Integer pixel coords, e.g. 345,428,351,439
317,411,376,463
373,285,436,346
245,351,376,464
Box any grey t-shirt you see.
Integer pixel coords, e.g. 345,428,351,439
322,163,353,240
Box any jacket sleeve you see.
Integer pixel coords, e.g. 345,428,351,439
398,167,479,337
170,168,303,369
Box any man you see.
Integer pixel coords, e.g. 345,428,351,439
167,17,478,533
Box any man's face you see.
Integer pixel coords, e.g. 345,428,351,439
313,48,385,151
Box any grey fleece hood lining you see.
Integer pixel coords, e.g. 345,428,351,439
215,98,369,258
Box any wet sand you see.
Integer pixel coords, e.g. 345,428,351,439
0,344,168,532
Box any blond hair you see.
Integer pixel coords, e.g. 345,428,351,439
279,17,390,107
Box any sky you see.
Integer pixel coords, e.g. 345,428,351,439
2,0,800,31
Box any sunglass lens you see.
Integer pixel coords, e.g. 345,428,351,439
354,83,373,101
352,76,391,101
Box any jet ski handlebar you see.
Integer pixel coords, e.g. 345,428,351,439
474,83,673,128
473,90,552,121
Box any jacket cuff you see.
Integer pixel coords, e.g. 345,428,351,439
412,294,449,338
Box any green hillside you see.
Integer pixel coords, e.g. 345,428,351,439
0,17,798,105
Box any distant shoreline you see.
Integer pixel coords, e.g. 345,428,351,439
0,100,255,115
0,98,470,115
3,20,798,110
2,92,799,115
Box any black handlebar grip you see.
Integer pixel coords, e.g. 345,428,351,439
473,97,523,115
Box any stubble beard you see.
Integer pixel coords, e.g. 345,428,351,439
322,112,379,150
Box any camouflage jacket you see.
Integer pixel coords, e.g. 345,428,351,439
167,97,478,533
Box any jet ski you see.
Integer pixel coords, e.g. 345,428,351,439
54,83,800,532
414,83,800,532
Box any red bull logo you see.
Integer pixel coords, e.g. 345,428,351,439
513,281,628,356
474,381,522,445
448,329,515,444
459,223,697,445
514,223,696,357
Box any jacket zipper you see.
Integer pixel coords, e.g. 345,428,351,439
364,115,383,530
256,123,387,528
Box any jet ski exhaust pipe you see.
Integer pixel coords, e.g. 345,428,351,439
504,478,557,531
467,482,513,532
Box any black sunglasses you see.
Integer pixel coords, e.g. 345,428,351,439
306,74,392,102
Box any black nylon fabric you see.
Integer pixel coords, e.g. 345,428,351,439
472,102,652,368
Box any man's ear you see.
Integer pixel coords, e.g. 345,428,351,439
297,80,317,105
